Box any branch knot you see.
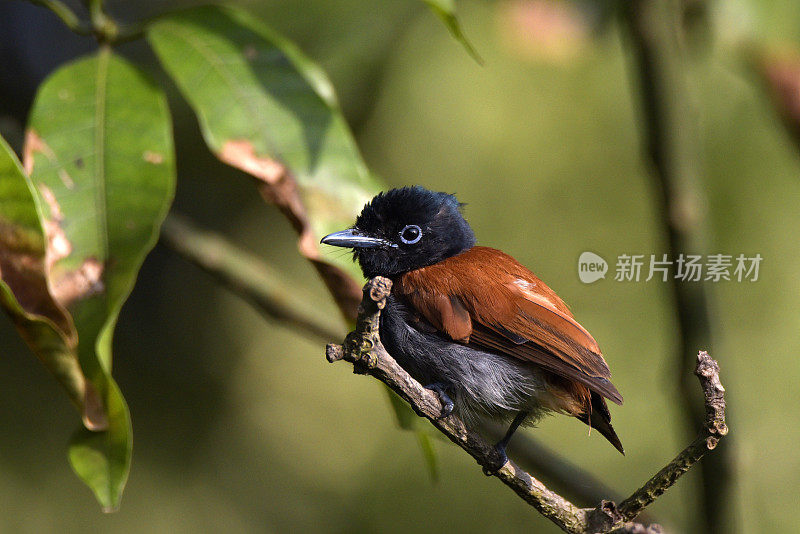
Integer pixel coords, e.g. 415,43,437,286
694,351,728,440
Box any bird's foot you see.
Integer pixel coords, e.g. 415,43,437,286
424,383,454,419
483,442,510,475
483,410,526,474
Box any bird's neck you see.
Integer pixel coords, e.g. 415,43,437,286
391,244,476,286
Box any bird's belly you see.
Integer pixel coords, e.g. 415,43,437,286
380,296,548,425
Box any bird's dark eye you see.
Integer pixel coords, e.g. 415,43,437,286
400,224,422,244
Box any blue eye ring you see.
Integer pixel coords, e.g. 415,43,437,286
400,224,422,244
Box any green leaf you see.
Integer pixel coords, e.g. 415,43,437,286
24,47,176,510
0,135,104,428
147,5,382,318
421,0,482,64
387,387,420,431
415,430,439,482
387,389,439,481
68,380,132,513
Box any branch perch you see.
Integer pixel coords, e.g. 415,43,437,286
327,277,729,533
158,214,623,508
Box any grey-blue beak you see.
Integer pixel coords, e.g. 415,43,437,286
320,229,393,249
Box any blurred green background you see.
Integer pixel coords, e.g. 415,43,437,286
1,0,799,532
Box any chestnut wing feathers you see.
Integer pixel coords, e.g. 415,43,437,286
396,247,623,405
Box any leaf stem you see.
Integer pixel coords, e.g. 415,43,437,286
27,0,142,44
86,0,118,43
28,0,92,35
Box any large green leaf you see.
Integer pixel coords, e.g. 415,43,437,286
148,5,381,318
421,0,482,63
23,47,176,511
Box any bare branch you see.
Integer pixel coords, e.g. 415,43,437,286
329,277,729,533
617,352,727,521
482,420,623,504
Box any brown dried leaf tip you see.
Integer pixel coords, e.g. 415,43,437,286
218,139,362,319
23,130,56,176
219,139,285,184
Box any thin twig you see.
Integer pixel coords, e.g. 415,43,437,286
617,352,728,520
84,0,118,43
622,1,735,532
327,277,728,533
27,0,151,44
28,0,92,35
159,213,344,343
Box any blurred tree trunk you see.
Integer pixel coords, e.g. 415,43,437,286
621,1,737,532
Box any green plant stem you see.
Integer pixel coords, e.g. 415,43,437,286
84,0,101,20
86,0,118,43
28,0,92,35
159,213,344,343
28,0,141,43
114,20,148,44
621,1,735,532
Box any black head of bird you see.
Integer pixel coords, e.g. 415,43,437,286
322,186,624,466
321,186,476,277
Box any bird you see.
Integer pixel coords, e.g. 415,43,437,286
321,186,623,465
